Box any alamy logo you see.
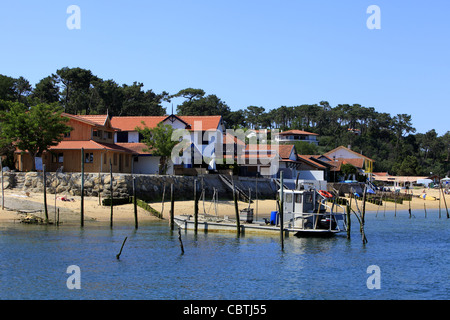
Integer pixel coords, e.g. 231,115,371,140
366,5,381,30
66,265,81,290
66,5,81,30
170,127,280,175
366,265,381,289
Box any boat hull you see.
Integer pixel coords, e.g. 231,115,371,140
174,215,341,236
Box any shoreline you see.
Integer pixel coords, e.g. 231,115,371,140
1,188,448,225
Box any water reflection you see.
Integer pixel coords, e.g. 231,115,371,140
0,213,448,299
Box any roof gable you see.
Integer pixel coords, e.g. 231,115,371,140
110,115,223,132
324,145,374,162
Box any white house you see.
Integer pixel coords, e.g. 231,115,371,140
275,130,319,145
111,114,224,174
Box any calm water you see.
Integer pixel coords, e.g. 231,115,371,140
0,210,448,300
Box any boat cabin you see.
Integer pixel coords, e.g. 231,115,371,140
282,190,316,214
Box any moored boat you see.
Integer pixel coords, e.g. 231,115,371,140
175,186,346,237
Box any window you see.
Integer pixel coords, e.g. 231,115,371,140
93,130,99,137
285,193,293,203
64,132,71,138
295,194,302,204
85,153,94,163
52,153,64,163
116,131,128,142
125,154,129,167
113,153,117,165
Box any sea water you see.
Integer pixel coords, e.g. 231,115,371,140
0,210,448,300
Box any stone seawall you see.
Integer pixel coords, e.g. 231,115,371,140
1,172,278,201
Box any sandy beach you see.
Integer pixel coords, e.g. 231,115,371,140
0,187,448,224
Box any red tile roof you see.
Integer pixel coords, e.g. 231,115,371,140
48,140,132,153
245,144,295,160
279,129,318,136
76,115,109,126
115,143,153,155
110,116,167,131
110,115,222,132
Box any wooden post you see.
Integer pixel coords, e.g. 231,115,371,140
441,185,449,219
394,191,397,217
408,194,412,219
280,171,284,250
80,148,84,227
233,186,240,236
424,202,427,218
98,171,101,206
346,203,351,239
170,183,174,230
255,176,258,222
160,183,166,219
57,208,60,226
361,184,367,227
0,157,4,210
178,227,184,255
110,159,113,228
439,184,442,219
43,164,49,224
133,176,138,229
116,237,128,260
194,179,198,234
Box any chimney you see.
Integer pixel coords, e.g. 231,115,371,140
348,145,351,150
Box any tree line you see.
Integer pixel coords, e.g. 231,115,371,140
1,67,449,177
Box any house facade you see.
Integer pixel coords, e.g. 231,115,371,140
111,114,225,174
237,144,327,181
14,114,134,173
323,145,374,181
275,130,319,145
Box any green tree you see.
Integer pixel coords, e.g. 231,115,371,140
0,102,72,171
32,75,60,104
55,67,97,114
121,82,167,116
137,122,179,174
397,155,419,176
0,74,16,102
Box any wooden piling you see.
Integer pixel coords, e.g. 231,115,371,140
424,202,427,218
439,186,442,219
361,184,367,227
194,179,198,234
280,171,284,250
0,157,4,210
170,183,174,230
346,203,351,239
160,183,166,219
233,186,240,236
133,176,138,229
80,148,84,227
109,159,113,228
255,176,259,222
408,194,412,219
394,191,397,217
441,186,449,219
178,227,185,255
43,164,49,224
116,237,128,260
57,208,60,226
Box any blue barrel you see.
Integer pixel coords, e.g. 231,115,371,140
270,211,278,225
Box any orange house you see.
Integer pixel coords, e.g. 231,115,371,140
14,114,134,173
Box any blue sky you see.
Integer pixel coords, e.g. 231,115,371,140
0,0,449,135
